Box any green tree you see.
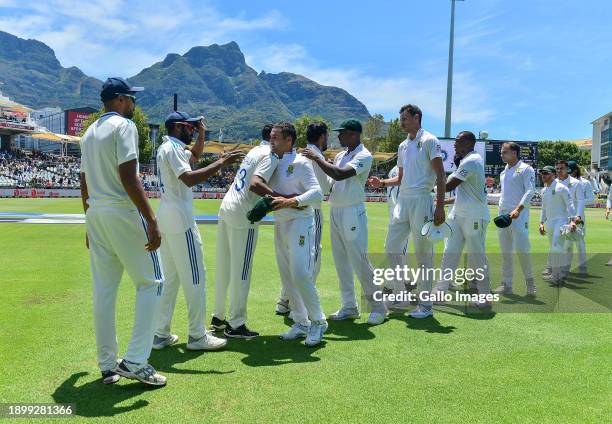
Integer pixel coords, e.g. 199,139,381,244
380,118,406,153
293,115,333,149
80,106,154,163
537,140,591,168
362,113,385,153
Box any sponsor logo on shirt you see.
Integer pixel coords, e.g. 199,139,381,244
299,235,305,246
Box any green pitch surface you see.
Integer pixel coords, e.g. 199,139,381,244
0,199,610,423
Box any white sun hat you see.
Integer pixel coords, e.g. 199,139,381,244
420,220,453,242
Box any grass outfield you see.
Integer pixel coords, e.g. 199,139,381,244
0,198,610,423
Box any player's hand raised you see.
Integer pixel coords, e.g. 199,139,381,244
219,150,245,166
145,219,162,251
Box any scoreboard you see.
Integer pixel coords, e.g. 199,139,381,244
485,141,538,176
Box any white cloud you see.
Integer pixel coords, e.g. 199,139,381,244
0,0,285,78
248,44,496,126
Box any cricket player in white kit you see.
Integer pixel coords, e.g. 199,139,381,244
275,122,331,317
567,161,593,275
212,123,294,338
80,78,166,386
368,105,447,319
554,161,585,276
493,142,536,296
538,166,577,286
153,111,243,351
432,132,492,307
268,145,327,346
303,119,387,325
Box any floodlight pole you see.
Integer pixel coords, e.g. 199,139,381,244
444,0,464,138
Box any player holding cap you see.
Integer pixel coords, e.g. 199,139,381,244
555,161,585,276
153,111,243,352
538,165,577,286
368,104,446,319
431,131,492,307
567,161,593,275
303,119,387,325
276,121,331,317
211,122,294,338
80,77,166,386
493,142,536,296
268,132,326,346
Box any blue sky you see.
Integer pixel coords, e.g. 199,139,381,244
0,0,610,141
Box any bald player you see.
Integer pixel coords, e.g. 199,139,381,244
431,131,492,308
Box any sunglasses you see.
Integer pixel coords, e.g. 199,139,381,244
116,93,137,104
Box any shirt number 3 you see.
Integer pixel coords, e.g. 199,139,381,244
234,168,247,192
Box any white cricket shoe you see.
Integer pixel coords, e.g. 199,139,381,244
186,332,227,351
492,284,513,295
328,307,360,320
280,323,309,340
367,311,387,325
152,334,179,350
526,279,537,296
305,321,328,347
408,304,433,319
114,360,167,386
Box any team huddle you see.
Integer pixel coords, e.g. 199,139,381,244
79,78,601,388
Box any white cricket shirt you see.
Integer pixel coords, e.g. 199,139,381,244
80,112,139,208
328,143,373,208
397,128,443,197
156,135,194,234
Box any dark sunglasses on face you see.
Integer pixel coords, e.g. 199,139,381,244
116,93,136,104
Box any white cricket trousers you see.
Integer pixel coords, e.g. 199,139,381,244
546,218,567,282
155,225,206,340
275,216,325,325
497,208,534,285
279,208,323,303
213,219,259,329
330,203,386,313
384,194,435,301
86,206,163,372
435,215,491,294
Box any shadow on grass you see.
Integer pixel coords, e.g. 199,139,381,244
325,319,377,341
150,344,236,376
499,293,547,306
51,372,157,417
429,303,497,321
222,335,325,367
388,311,458,334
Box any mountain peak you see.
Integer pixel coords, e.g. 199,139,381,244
0,30,60,68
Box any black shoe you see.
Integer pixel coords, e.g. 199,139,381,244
210,317,229,332
224,324,259,339
101,369,120,385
